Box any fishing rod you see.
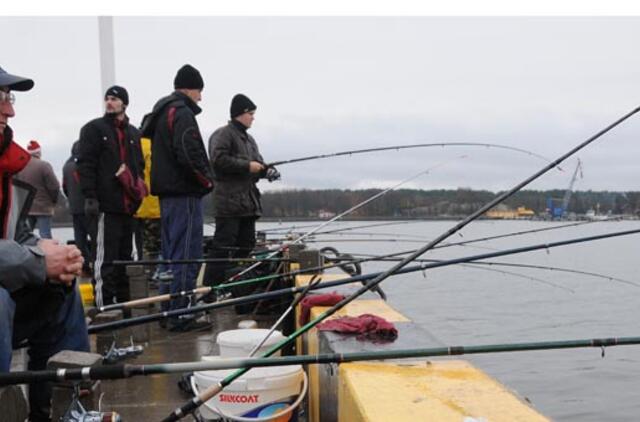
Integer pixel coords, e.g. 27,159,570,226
302,216,620,241
473,261,639,288
222,157,464,285
105,218,629,314
164,107,640,421
290,217,622,253
368,255,638,288
108,256,290,267
266,142,556,167
457,262,575,293
333,217,623,258
8,334,639,385
283,220,415,235
99,159,461,313
97,247,408,313
88,227,640,334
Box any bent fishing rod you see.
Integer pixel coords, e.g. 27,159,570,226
308,216,621,246
89,227,640,334
100,216,630,314
266,142,556,167
164,106,640,421
99,159,462,313
374,257,638,288
4,334,638,385
222,157,464,284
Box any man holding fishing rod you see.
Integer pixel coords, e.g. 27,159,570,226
0,65,89,422
206,94,280,299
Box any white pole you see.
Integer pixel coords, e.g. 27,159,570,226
98,16,116,105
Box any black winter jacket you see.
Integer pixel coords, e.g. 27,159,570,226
146,92,213,198
62,154,84,215
77,115,144,215
208,121,264,217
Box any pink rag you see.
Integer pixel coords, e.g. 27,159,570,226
299,293,345,325
316,313,398,343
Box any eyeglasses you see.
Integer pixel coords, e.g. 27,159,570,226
0,91,15,105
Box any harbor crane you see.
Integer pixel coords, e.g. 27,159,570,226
546,158,582,219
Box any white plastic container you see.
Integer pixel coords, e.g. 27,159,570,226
193,356,305,421
216,329,285,357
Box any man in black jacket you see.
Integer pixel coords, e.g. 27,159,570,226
77,85,144,310
207,94,280,288
145,64,213,328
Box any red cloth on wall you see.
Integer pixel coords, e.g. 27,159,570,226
299,293,345,325
317,313,398,343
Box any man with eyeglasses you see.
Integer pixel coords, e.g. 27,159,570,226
0,65,89,422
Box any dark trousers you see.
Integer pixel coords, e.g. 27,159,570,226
72,213,93,273
93,213,134,308
160,196,203,311
0,287,90,421
206,216,257,286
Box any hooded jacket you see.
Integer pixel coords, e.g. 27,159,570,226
15,154,60,216
77,114,144,215
145,91,213,198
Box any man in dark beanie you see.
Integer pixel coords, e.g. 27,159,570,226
141,64,212,330
206,94,280,294
77,85,144,311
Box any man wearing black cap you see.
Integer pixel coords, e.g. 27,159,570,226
143,64,213,329
206,94,280,290
77,85,144,310
0,65,89,421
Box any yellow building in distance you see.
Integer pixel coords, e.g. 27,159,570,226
485,206,535,219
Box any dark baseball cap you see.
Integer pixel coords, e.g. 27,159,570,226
0,66,34,91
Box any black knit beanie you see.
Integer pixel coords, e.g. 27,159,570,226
230,94,257,118
104,85,129,105
174,64,204,90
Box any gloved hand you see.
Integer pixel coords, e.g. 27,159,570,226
265,167,281,182
84,198,99,217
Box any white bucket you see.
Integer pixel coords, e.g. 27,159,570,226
193,356,306,421
217,329,285,357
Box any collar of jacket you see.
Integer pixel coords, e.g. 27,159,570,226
0,126,31,175
172,91,202,116
102,113,130,127
231,119,248,133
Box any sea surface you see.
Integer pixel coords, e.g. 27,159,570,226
52,219,640,421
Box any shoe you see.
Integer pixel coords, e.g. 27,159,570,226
154,270,174,282
199,291,216,304
168,314,211,332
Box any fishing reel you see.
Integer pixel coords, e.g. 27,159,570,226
320,246,387,300
62,384,122,422
103,337,144,364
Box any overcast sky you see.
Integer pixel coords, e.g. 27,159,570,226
2,16,640,192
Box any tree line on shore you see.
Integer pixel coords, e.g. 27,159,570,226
48,188,640,223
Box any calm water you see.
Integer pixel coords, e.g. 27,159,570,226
53,219,640,421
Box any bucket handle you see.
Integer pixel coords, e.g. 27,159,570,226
191,370,308,422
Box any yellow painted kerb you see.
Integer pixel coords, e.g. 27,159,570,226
339,361,549,422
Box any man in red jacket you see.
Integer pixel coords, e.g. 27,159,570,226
0,65,89,422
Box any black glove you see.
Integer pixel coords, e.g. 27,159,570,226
265,167,281,182
84,198,99,217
